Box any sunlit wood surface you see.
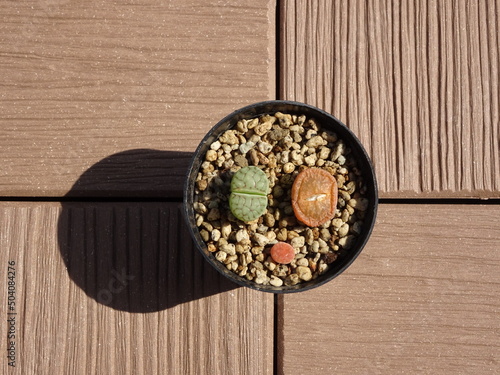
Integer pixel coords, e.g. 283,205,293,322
280,0,500,198
1,1,499,374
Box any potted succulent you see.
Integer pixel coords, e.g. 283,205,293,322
184,101,378,293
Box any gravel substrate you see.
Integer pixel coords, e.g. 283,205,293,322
193,112,369,286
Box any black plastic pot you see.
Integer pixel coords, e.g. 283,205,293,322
183,100,378,293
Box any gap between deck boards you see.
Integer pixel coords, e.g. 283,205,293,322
1,197,499,205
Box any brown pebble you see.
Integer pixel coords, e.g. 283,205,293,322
205,149,218,161
196,179,208,191
287,230,299,240
284,274,300,286
257,152,269,165
254,121,273,136
268,154,277,168
324,252,338,264
320,228,331,241
264,213,276,227
219,130,239,145
207,208,221,221
255,253,265,262
276,228,288,241
268,128,289,141
234,154,248,167
200,229,210,242
272,185,284,198
247,118,259,129
279,219,289,228
249,149,260,166
305,228,314,245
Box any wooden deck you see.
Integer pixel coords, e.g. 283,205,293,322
1,1,499,374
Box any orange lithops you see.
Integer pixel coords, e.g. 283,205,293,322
291,167,338,227
270,242,295,264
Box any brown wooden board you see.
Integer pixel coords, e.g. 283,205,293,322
0,202,274,374
0,0,276,197
278,204,500,374
280,0,500,198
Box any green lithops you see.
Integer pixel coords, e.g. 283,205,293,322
229,166,269,222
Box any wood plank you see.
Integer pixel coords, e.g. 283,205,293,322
278,204,500,374
0,0,276,197
280,0,500,198
0,202,274,374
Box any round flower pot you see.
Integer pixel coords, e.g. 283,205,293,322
183,100,378,293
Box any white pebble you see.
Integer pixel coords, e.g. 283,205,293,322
305,129,317,140
296,258,309,267
304,154,317,166
283,162,295,174
331,218,343,229
306,135,326,148
196,214,204,227
290,150,303,164
210,141,221,151
221,222,232,239
291,236,305,249
330,142,345,161
318,146,331,159
211,229,221,242
220,243,236,255
311,241,320,252
215,251,227,262
236,229,249,243
239,141,255,154
238,266,248,277
253,233,270,247
318,238,328,249
296,266,312,281
236,120,248,133
281,150,290,163
194,202,208,215
257,141,273,154
338,223,349,237
270,276,283,287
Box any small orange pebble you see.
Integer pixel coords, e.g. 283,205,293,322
291,167,338,227
270,242,295,264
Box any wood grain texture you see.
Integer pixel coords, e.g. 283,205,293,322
0,0,276,197
278,204,500,374
280,0,500,198
0,202,274,374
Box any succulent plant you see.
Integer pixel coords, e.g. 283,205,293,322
229,166,269,222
